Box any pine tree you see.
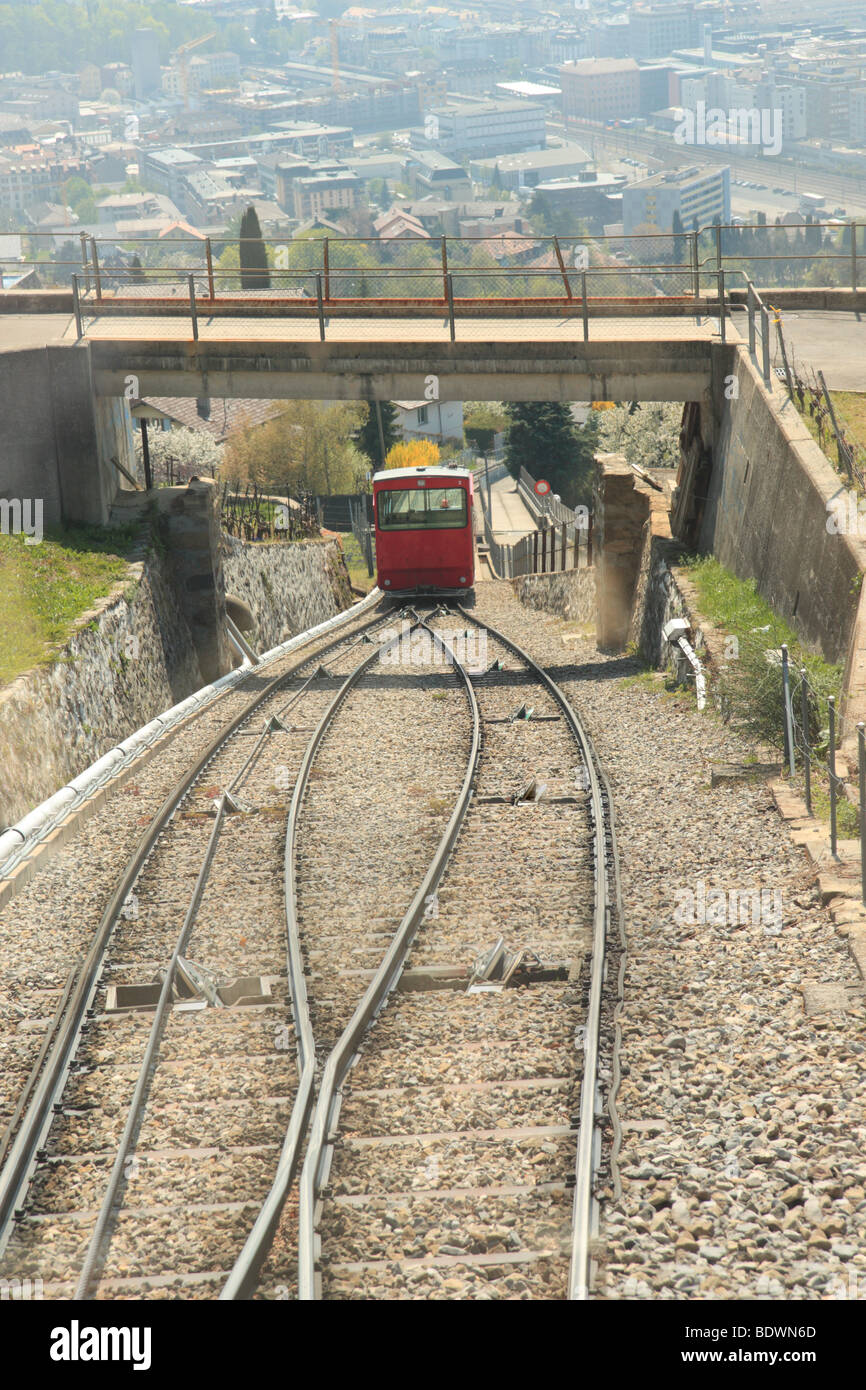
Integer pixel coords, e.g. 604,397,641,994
239,205,270,290
355,400,400,469
130,254,146,284
671,209,685,264
504,403,598,507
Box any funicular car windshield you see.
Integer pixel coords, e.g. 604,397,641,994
377,485,468,530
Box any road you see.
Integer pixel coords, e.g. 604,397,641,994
767,309,866,390
485,473,538,544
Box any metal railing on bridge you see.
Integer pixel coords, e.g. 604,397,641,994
5,220,861,347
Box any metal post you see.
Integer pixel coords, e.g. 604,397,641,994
79,231,90,294
72,273,82,341
714,221,722,274
446,272,455,342
859,723,866,904
323,237,330,303
541,528,547,572
316,273,325,341
781,644,795,778
205,237,215,300
552,235,572,300
484,452,491,512
817,369,853,481
760,304,771,384
851,221,857,292
717,267,726,343
139,418,152,491
747,282,756,356
533,530,539,571
829,696,838,858
188,274,198,341
91,237,102,302
581,269,588,342
561,523,567,571
774,307,796,402
441,236,448,302
801,668,812,815
690,230,699,298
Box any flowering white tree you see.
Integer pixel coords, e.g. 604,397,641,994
597,402,682,469
136,428,225,485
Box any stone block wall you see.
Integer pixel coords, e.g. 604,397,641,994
0,549,201,829
593,453,651,650
155,479,231,684
511,568,596,625
222,536,354,652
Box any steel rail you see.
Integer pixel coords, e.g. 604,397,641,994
78,611,408,1299
0,605,390,1265
453,606,614,1301
220,614,432,1299
294,621,482,1301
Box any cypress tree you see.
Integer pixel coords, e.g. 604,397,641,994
356,400,400,469
239,205,270,290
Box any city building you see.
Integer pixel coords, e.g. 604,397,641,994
628,4,695,61
470,142,592,190
292,170,360,222
0,148,84,213
408,150,473,201
424,98,546,157
559,59,641,122
531,173,626,227
622,163,730,234
131,29,161,102
139,148,204,205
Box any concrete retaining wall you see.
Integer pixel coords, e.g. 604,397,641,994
221,536,354,652
700,348,866,669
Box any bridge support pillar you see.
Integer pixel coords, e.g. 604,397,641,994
0,342,137,529
593,453,651,651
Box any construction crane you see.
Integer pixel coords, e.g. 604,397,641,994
174,32,216,110
330,17,356,91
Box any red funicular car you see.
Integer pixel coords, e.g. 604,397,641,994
372,465,475,595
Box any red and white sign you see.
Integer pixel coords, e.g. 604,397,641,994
534,478,551,496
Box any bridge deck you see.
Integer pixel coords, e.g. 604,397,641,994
70,312,724,345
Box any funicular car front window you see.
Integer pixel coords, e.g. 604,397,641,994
378,486,467,530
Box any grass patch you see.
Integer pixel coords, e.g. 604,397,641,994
336,531,375,592
684,555,842,746
791,389,866,481
834,392,866,452
618,669,664,693
0,523,137,687
809,775,860,839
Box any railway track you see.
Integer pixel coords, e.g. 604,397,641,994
257,605,623,1301
0,600,399,1298
0,599,622,1302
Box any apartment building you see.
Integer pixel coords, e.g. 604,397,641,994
622,163,730,234
0,148,84,213
559,59,641,122
425,98,546,157
292,170,360,222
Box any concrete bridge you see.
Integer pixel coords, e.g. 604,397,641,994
2,289,866,744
